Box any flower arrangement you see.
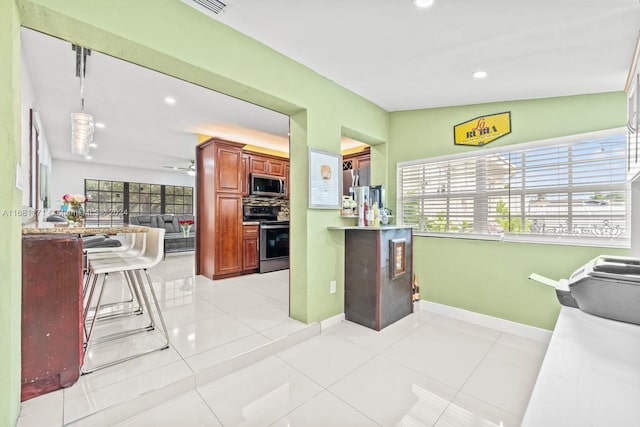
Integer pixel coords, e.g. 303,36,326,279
62,193,88,225
178,219,194,236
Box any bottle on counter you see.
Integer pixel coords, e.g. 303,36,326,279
363,201,369,226
372,201,380,227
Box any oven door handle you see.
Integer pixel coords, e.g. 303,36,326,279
261,224,288,230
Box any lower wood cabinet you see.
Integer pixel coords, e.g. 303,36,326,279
22,234,83,401
242,224,259,273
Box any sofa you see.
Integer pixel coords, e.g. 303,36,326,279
129,214,195,255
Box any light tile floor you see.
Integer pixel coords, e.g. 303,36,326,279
18,253,549,427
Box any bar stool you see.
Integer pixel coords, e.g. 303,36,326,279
82,227,169,374
83,233,146,322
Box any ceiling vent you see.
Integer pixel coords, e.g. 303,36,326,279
181,0,230,18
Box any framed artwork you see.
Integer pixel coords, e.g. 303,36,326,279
389,238,407,279
308,148,342,209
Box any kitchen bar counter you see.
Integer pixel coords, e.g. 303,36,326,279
22,223,149,235
334,226,414,330
328,225,412,230
522,307,640,426
21,224,148,400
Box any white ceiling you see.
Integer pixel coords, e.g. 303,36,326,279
21,1,640,172
212,0,640,111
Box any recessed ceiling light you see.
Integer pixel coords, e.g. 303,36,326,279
413,0,434,8
85,155,92,160
95,122,105,129
164,96,176,105
89,143,98,148
472,70,488,79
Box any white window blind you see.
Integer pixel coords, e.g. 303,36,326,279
398,129,629,247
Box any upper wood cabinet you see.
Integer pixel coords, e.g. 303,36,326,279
215,141,244,193
343,147,371,170
248,154,286,177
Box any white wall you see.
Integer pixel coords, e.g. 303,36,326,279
21,51,52,211
50,159,195,210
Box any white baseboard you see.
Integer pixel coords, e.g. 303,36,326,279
419,300,552,343
320,313,345,331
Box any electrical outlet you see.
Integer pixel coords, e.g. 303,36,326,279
330,280,336,294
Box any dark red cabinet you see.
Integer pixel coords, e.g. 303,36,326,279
21,234,83,401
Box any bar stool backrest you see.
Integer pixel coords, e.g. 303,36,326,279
143,227,166,268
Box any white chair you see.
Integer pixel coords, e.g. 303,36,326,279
82,227,169,374
83,233,147,320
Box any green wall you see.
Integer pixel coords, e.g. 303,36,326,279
0,0,23,425
389,92,628,330
1,1,389,424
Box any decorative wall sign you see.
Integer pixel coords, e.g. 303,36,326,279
454,111,511,147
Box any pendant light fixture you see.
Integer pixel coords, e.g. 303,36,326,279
71,45,94,156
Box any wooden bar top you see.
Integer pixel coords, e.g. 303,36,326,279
22,223,150,235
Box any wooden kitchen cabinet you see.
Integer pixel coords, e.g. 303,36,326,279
215,142,244,193
247,152,286,176
242,224,259,272
21,234,83,401
215,194,243,276
197,138,245,279
343,147,370,170
241,153,250,197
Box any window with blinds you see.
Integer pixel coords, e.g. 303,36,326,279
397,129,629,246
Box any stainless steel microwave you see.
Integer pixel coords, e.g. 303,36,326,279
250,173,286,198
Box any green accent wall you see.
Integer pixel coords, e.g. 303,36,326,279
0,1,23,425
388,92,629,330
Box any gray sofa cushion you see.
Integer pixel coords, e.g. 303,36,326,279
129,215,158,228
128,214,196,254
157,215,181,233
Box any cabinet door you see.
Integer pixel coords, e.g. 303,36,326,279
249,156,268,175
267,159,285,176
215,195,243,275
242,225,260,271
22,235,83,400
215,144,243,193
355,155,370,170
242,153,250,197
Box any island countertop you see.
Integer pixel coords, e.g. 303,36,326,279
522,307,640,426
22,223,150,235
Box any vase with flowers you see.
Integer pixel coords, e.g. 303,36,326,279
62,193,88,226
179,219,194,237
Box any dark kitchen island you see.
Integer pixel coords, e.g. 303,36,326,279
329,225,414,331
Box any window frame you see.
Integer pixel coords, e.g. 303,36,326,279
84,179,194,225
397,127,630,248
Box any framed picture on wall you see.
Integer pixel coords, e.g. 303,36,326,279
308,148,342,209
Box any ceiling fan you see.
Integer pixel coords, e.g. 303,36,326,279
163,160,196,175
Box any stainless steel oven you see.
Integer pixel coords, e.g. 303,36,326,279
243,206,290,274
259,221,289,273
